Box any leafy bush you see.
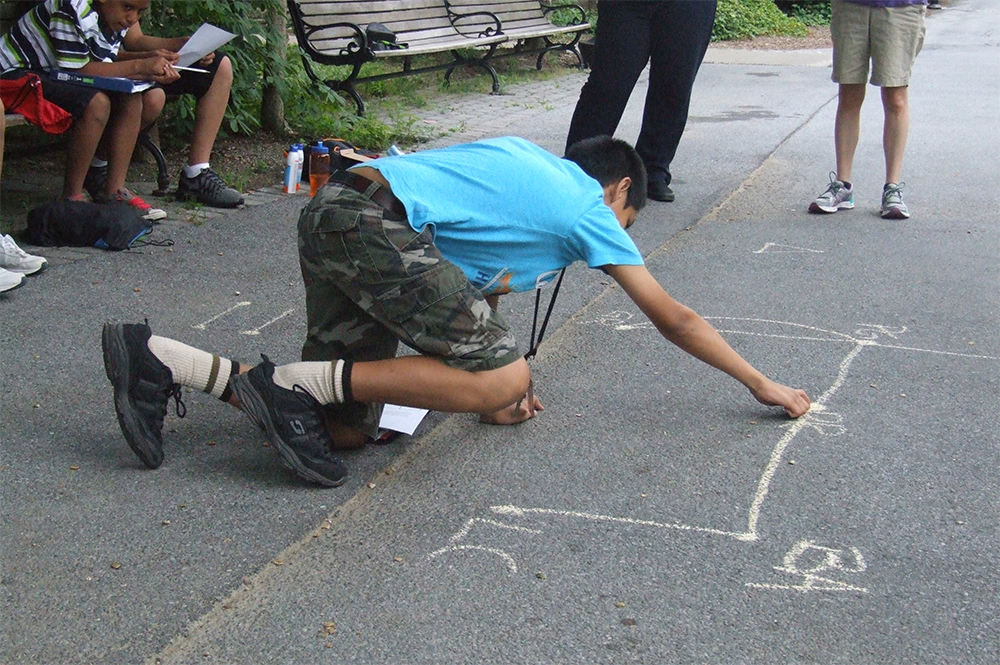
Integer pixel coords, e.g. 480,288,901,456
713,0,809,41
783,1,832,26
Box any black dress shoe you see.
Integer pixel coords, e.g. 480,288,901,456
647,181,675,202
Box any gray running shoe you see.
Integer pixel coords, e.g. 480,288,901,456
230,356,348,487
177,168,244,208
102,321,186,468
809,173,855,213
880,182,910,219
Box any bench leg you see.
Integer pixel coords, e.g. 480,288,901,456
446,50,501,95
536,35,585,71
137,131,171,196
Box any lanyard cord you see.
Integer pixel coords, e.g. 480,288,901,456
524,268,566,360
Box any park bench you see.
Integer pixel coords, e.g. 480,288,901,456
1,3,171,194
286,0,589,116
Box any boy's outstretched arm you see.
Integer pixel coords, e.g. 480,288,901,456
603,264,811,418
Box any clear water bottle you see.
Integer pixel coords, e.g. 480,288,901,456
309,144,331,197
387,144,404,157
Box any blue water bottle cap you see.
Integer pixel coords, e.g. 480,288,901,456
313,145,329,154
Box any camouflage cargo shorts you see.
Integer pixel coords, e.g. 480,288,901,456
297,174,520,436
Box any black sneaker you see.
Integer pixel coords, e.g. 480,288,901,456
83,164,108,201
102,322,186,469
230,355,348,487
176,168,244,208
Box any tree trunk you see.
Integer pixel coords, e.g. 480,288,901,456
260,0,290,135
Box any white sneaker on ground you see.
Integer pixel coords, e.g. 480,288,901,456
880,182,910,219
809,172,855,214
0,266,26,292
0,234,47,274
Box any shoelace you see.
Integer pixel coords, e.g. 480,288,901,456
884,183,905,203
193,168,231,195
167,383,187,419
1,234,31,258
292,383,323,410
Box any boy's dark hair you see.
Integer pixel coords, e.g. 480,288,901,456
565,135,648,212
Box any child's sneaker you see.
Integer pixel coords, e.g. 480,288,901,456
230,355,348,487
177,168,244,208
102,321,186,469
99,187,167,222
809,173,854,213
0,234,47,275
880,182,910,219
83,163,108,201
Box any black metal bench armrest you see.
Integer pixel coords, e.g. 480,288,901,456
447,6,504,39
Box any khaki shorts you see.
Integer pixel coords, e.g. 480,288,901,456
297,173,520,436
831,1,926,87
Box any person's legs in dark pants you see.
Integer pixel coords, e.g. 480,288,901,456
565,1,654,152
636,0,717,197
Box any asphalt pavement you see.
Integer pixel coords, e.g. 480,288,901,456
2,2,998,663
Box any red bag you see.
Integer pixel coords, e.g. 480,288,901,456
1,73,73,134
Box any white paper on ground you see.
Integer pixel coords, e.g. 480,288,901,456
378,404,429,435
177,24,236,68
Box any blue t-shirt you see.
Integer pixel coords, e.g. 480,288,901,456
359,137,643,296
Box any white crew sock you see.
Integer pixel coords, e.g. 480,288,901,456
147,336,235,400
272,360,350,404
184,163,210,178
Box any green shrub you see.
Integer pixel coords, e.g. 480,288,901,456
713,0,809,41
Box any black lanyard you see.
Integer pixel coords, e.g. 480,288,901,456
523,268,566,360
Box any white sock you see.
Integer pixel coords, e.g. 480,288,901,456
272,360,349,404
184,163,210,178
147,336,235,400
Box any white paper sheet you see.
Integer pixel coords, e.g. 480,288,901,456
378,404,429,435
177,24,236,68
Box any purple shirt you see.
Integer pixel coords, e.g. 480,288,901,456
840,0,926,6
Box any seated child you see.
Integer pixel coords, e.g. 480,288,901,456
83,20,243,208
0,0,172,221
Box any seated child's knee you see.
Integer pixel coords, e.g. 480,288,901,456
84,93,112,123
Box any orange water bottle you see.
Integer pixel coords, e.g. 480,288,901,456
309,144,331,197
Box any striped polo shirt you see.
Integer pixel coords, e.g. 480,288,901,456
0,0,125,73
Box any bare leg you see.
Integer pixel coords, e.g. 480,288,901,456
100,93,144,196
139,87,166,133
225,355,530,418
62,93,111,198
881,85,909,184
834,83,866,184
188,55,232,165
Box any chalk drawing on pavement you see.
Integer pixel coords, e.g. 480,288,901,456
746,540,868,593
428,316,998,584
